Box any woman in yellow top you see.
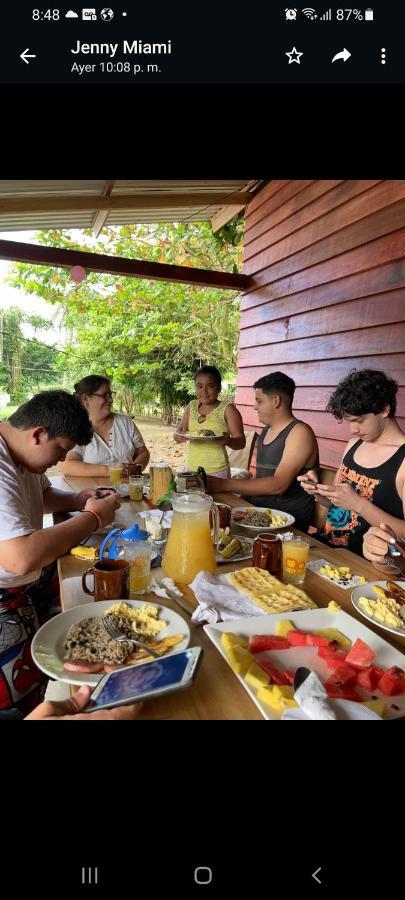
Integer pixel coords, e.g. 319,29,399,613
174,366,245,476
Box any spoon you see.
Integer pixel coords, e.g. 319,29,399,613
293,666,311,692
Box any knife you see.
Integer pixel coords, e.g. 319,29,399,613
157,582,193,616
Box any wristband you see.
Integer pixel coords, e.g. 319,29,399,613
82,509,103,532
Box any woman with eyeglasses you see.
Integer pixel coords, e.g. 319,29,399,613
59,375,150,476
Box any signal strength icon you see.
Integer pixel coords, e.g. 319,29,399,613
320,8,332,19
302,8,317,19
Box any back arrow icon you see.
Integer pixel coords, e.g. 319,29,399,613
312,867,322,884
20,48,37,64
332,48,351,63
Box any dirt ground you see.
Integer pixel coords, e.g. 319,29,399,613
50,417,187,476
134,417,188,471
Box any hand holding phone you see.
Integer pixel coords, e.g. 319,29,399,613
85,647,202,712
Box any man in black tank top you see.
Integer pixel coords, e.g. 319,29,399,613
207,372,319,532
299,370,405,558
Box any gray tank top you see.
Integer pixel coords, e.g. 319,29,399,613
248,421,317,530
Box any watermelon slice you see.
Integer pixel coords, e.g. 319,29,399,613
248,635,290,653
256,657,289,685
318,646,349,670
326,685,361,701
325,665,359,688
287,630,330,648
345,638,375,669
377,666,405,696
356,666,385,692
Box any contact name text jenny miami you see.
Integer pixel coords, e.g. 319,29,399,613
71,41,172,59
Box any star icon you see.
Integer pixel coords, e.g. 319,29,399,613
285,46,303,64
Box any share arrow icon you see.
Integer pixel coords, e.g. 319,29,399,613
331,48,351,63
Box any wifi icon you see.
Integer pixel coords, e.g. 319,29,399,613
302,7,317,18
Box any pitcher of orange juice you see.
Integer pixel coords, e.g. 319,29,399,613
162,493,219,584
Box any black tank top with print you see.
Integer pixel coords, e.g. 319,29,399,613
317,439,405,556
247,421,317,531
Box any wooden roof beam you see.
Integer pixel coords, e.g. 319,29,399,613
92,179,116,238
211,181,266,232
0,191,252,215
0,239,253,291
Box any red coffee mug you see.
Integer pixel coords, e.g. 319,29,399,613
252,534,282,577
82,559,130,602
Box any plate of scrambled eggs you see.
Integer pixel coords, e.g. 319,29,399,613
352,581,405,637
32,599,190,686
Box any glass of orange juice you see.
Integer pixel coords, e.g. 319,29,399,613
129,543,152,596
282,535,310,585
129,476,144,501
109,463,123,486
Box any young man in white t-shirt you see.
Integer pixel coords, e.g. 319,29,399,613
0,390,121,716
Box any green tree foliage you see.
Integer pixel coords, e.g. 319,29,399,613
0,307,62,401
8,221,244,418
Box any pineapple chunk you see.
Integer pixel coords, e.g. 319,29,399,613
327,600,341,613
245,662,270,690
280,697,299,709
257,685,299,714
275,619,295,637
70,545,98,561
220,632,247,653
271,684,295,702
373,585,387,598
257,685,282,713
226,646,254,674
362,700,386,717
313,628,351,649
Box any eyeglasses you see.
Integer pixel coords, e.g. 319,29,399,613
90,391,116,399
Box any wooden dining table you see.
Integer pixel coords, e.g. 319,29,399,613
52,474,405,719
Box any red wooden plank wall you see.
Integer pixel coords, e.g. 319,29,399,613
235,180,405,470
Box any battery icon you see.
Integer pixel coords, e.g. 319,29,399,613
365,8,374,20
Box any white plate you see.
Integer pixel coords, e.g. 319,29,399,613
175,432,221,441
231,506,295,532
204,608,405,720
216,537,253,564
114,483,150,497
31,600,190,686
282,699,383,721
351,580,405,638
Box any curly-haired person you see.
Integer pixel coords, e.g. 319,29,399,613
298,369,405,560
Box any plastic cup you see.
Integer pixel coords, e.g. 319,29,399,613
129,476,144,501
109,463,123,485
282,535,310,585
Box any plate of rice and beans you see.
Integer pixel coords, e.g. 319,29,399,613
231,507,295,532
31,600,190,686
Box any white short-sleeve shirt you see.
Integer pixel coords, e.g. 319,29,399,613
0,434,51,587
71,412,145,464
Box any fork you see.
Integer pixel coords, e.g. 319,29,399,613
101,616,160,658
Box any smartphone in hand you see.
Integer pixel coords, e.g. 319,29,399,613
85,647,202,712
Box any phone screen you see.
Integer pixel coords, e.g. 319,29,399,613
88,650,196,708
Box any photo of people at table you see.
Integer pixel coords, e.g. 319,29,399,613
0,366,404,720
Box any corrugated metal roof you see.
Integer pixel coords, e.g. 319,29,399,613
0,180,256,233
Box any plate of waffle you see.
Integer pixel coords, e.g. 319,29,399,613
226,566,317,614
